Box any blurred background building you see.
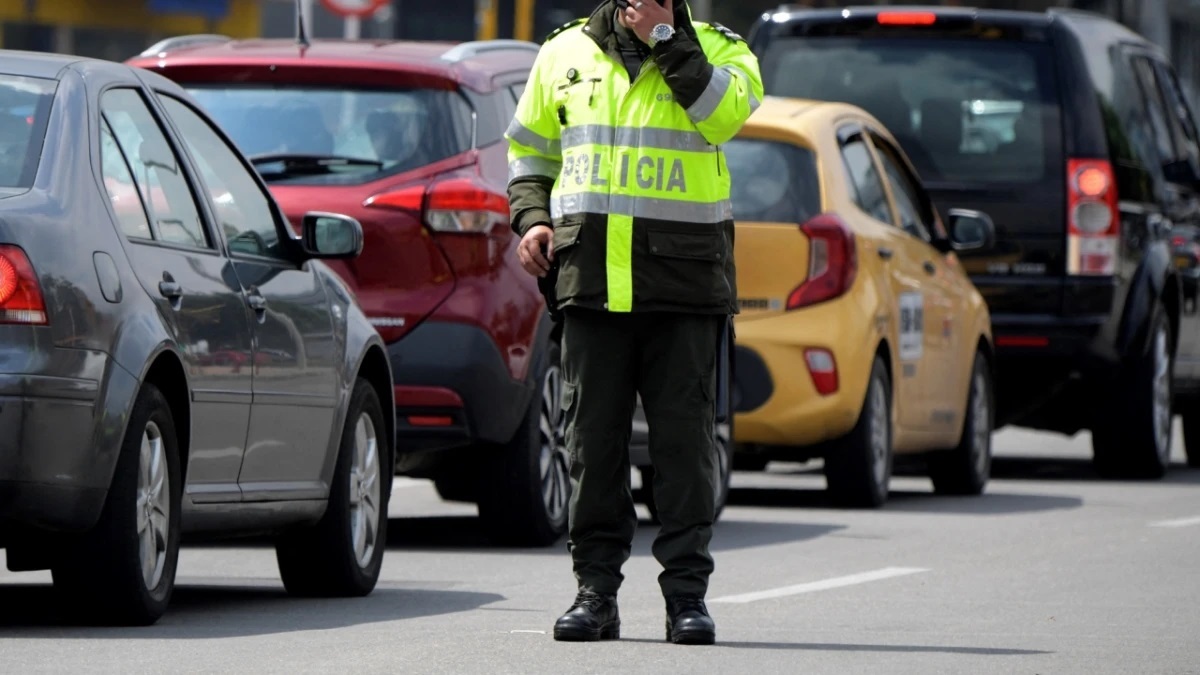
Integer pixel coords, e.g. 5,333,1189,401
0,0,1197,103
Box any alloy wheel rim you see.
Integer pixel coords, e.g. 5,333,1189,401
137,421,170,591
1153,325,1172,463
869,378,890,489
350,413,381,568
539,364,570,524
971,369,991,477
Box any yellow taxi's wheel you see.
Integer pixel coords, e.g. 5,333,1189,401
928,351,993,495
824,355,892,508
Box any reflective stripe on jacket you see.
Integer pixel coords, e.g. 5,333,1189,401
506,2,764,314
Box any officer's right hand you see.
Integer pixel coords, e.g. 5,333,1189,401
518,224,554,277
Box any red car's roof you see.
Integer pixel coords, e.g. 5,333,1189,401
126,38,537,91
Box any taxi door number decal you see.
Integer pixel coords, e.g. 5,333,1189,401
898,292,924,362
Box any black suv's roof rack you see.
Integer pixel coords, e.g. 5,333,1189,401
139,34,232,58
440,39,539,63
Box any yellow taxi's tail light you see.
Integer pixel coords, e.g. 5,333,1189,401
1067,158,1119,276
787,213,857,310
804,348,838,395
0,245,47,325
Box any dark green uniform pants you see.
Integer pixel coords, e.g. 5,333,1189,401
561,307,723,599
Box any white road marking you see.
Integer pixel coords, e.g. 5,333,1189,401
510,630,546,635
710,567,930,604
391,477,429,489
1149,515,1200,528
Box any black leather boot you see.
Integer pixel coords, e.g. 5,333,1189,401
553,590,620,642
665,595,715,645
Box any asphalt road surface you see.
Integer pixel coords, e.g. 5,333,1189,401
3,424,1199,674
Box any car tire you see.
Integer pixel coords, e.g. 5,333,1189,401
1092,308,1173,479
824,355,892,508
51,382,182,626
276,377,391,597
640,416,733,524
928,350,993,496
477,339,570,547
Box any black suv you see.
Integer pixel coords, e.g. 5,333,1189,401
748,6,1200,477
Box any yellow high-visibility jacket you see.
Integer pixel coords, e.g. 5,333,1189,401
506,1,763,314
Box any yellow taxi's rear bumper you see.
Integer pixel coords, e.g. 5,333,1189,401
734,297,880,448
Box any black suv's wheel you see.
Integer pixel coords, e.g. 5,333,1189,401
276,378,391,596
825,355,892,508
52,383,182,626
1093,308,1174,479
478,340,570,547
928,350,993,495
640,416,732,524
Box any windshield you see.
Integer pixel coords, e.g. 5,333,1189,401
0,74,56,190
185,85,472,185
759,37,1060,185
724,138,820,223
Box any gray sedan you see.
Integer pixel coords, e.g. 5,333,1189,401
0,51,394,625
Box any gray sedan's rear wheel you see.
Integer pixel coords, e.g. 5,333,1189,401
478,340,570,547
277,378,391,596
52,383,181,626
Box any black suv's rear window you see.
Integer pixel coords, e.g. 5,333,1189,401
760,37,1059,185
724,138,820,223
185,85,473,185
0,74,56,190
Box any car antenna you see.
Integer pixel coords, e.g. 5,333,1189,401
295,0,311,47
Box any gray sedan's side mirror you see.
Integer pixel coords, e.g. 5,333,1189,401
301,212,364,259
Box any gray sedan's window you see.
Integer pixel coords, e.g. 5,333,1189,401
99,119,153,240
0,74,55,189
100,88,210,249
159,95,284,260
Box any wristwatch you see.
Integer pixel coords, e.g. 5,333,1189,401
648,23,675,48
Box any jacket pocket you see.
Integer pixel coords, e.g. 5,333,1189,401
639,228,731,310
552,221,582,256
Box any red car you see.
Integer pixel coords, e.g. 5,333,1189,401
127,36,565,546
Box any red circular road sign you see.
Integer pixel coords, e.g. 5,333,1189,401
320,0,389,17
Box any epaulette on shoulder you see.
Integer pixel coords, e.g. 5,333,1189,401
545,17,586,43
701,21,745,44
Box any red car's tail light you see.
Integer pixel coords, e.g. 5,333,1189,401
787,213,858,310
0,245,47,325
1066,158,1119,276
366,176,507,233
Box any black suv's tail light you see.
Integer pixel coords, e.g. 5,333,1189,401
1067,158,1119,276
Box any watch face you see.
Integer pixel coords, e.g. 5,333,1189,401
652,24,673,40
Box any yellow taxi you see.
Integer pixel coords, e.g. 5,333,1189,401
724,96,995,508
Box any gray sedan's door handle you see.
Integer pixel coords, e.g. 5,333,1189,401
246,289,267,312
158,279,182,299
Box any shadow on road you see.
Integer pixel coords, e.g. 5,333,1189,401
990,456,1200,484
0,584,503,637
726,486,1083,515
385,516,844,555
618,638,1051,655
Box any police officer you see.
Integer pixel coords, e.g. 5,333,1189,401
505,0,762,646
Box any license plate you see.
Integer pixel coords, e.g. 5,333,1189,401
1176,255,1191,268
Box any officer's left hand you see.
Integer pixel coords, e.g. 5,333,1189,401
620,0,674,45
